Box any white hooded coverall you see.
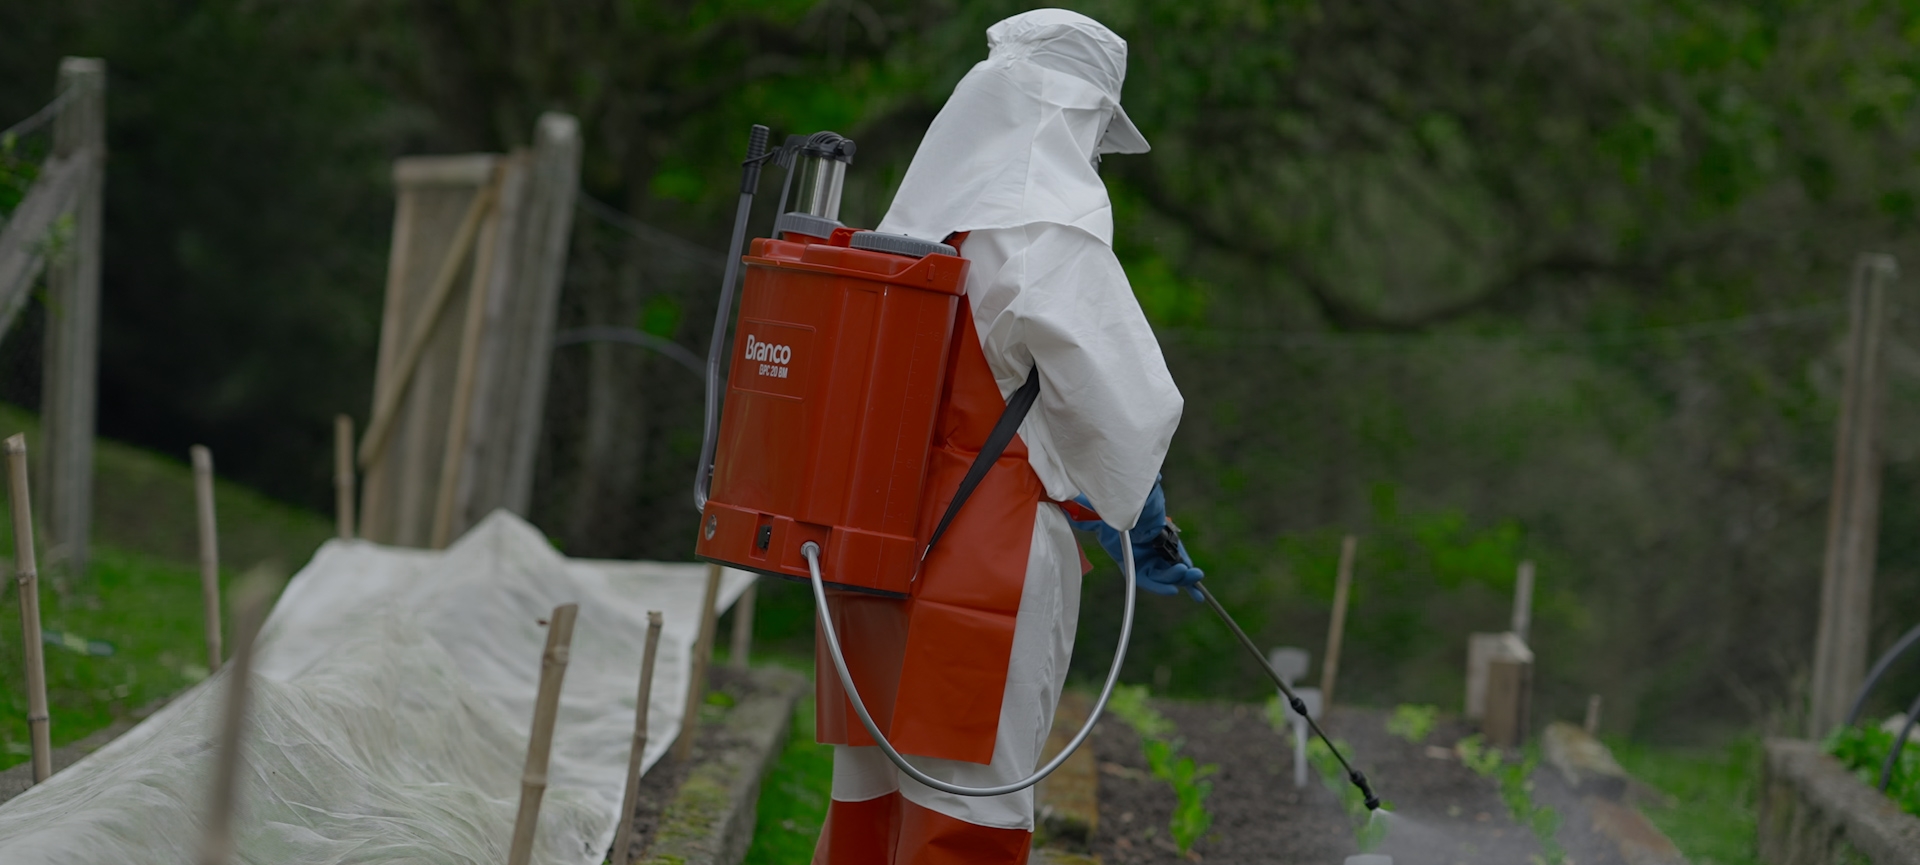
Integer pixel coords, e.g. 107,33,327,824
818,7,1184,855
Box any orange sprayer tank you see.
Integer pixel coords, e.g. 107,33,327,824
695,227,969,596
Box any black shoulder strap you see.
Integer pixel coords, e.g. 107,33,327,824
922,365,1041,562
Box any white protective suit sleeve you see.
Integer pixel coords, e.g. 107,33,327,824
960,222,1182,530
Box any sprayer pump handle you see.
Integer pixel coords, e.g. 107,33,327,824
741,124,771,193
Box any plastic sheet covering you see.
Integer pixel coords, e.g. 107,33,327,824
0,510,753,864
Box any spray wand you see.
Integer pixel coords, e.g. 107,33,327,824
1191,572,1382,812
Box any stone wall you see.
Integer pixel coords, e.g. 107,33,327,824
1760,738,1920,864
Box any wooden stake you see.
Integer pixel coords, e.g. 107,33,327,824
1511,560,1535,646
611,611,664,865
1810,253,1897,736
508,603,579,865
198,569,278,865
6,434,51,783
1320,535,1357,707
676,564,723,761
728,581,756,670
1584,693,1603,735
192,445,223,673
334,415,355,540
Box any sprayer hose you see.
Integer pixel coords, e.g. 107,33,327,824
805,536,1136,797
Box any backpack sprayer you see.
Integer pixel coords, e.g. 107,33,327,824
690,125,1380,810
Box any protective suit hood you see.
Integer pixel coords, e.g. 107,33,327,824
877,9,1147,246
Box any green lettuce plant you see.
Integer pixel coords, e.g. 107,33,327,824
1108,684,1217,854
1455,734,1565,865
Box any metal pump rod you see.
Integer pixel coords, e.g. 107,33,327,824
693,125,771,513
1197,582,1382,811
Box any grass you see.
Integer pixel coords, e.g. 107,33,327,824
0,402,333,771
744,694,833,864
1609,736,1762,865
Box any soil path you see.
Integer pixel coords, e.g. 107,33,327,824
1089,702,1631,865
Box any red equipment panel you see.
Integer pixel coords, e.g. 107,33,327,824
695,231,970,596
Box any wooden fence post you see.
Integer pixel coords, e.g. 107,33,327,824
1810,253,1898,737
612,611,664,865
197,571,277,865
335,415,355,540
6,435,51,783
677,564,722,761
192,446,223,672
508,603,579,865
499,113,582,516
1320,535,1356,707
40,57,105,587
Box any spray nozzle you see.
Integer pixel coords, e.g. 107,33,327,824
1351,769,1382,812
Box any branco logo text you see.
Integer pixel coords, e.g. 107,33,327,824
744,334,792,379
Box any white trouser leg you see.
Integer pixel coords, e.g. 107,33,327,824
829,743,900,803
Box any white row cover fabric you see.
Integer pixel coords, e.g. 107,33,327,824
0,510,753,864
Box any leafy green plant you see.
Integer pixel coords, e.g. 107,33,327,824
1824,725,1920,816
1144,736,1217,852
1387,704,1439,744
1455,733,1504,776
0,133,44,219
1108,684,1217,854
1454,735,1565,865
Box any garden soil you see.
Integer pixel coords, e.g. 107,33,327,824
1088,703,1634,865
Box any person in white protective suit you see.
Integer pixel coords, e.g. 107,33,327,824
810,9,1198,864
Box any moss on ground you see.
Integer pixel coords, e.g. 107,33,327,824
743,694,832,864
1610,735,1762,865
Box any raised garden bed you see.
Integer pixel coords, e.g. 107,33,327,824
1087,700,1676,865
616,664,808,865
1759,737,1920,865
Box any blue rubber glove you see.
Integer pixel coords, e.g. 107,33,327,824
1065,477,1204,601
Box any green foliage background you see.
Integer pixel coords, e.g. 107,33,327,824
9,0,1920,741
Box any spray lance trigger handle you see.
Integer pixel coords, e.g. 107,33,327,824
741,124,771,192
